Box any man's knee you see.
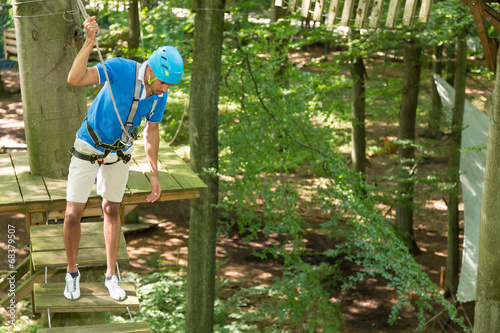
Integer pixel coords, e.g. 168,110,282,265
65,203,85,226
102,201,120,218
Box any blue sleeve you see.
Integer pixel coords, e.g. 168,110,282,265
94,58,123,85
148,95,168,123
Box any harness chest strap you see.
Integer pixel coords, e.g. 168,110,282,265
70,61,157,164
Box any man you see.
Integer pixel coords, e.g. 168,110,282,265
63,16,183,301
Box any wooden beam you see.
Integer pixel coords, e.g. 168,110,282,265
354,0,371,28
469,0,496,70
301,0,312,18
327,0,341,26
313,0,325,21
385,0,401,28
419,0,434,23
484,4,500,30
341,0,356,26
403,0,418,26
369,0,385,28
288,0,298,12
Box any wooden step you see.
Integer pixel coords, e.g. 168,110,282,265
0,269,58,310
30,222,129,271
37,322,151,333
33,282,140,313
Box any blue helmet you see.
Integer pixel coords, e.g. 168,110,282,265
148,46,184,85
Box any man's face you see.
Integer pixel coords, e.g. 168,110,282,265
148,69,171,95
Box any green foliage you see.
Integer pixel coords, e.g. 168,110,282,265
0,300,40,332
217,19,469,331
108,270,262,332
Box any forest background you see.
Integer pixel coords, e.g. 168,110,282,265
0,0,494,332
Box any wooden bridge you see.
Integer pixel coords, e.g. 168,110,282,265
0,141,206,331
275,0,500,72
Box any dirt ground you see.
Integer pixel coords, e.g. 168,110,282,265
0,54,485,332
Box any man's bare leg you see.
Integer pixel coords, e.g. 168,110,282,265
64,201,86,273
102,199,121,277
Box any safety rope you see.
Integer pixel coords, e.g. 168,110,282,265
75,0,132,146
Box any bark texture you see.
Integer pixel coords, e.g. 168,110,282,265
396,39,422,255
186,1,224,332
13,0,87,177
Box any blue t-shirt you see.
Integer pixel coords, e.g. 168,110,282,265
76,58,168,151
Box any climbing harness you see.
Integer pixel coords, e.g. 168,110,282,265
75,0,132,146
71,1,159,165
70,62,158,165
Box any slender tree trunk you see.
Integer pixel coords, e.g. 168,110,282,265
13,0,86,177
396,39,422,255
445,41,456,87
186,1,224,332
428,45,443,138
128,0,140,49
445,30,467,297
474,35,500,333
350,56,366,175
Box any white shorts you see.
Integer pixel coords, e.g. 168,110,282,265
66,138,134,203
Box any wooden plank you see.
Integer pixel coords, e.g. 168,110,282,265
37,322,151,333
30,222,105,238
130,148,182,192
385,0,401,28
341,0,355,27
31,233,126,252
369,0,385,28
10,153,50,203
354,0,371,28
313,0,325,21
275,0,283,7
41,176,68,202
157,145,207,190
288,0,298,12
31,247,129,271
0,269,58,310
326,0,341,26
0,154,23,205
0,255,31,292
403,0,418,26
419,0,433,23
301,0,312,18
34,282,139,313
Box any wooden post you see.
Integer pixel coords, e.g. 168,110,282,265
326,0,341,27
385,0,400,28
12,0,87,177
341,0,355,27
369,0,385,28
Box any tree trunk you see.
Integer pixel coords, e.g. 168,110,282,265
186,1,224,332
474,34,500,333
396,39,422,255
427,45,443,138
128,0,140,49
350,56,366,175
445,30,467,297
445,41,456,87
13,0,87,177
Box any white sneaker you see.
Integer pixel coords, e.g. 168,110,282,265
63,270,80,300
105,275,126,301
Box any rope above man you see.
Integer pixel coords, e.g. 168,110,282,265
63,15,184,301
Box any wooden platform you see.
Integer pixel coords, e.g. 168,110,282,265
30,222,129,271
0,141,206,222
37,322,151,333
34,282,140,313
